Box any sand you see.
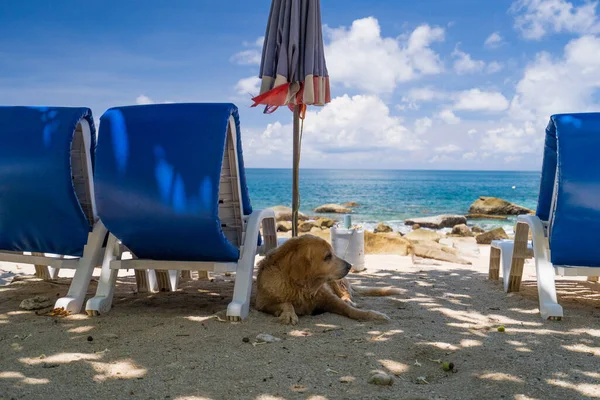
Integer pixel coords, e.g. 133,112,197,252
1,237,599,400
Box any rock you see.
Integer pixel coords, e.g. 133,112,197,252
343,202,360,208
475,227,509,244
472,226,485,233
316,217,336,228
364,231,413,256
412,224,421,230
374,222,393,233
404,228,442,243
277,221,292,232
298,221,319,233
19,296,53,311
451,224,472,237
405,214,467,229
256,333,281,343
269,205,308,221
368,370,393,386
412,242,472,265
309,226,324,234
468,197,534,216
465,213,508,220
314,204,352,214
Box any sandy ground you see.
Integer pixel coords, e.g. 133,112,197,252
0,237,599,400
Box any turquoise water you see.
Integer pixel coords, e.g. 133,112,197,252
246,169,541,233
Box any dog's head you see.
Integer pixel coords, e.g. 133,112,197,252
274,234,352,287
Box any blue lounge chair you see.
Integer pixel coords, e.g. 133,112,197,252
85,103,278,320
0,106,108,313
489,113,600,320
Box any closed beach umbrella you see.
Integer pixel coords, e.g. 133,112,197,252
252,0,330,237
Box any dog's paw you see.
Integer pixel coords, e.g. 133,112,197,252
365,310,391,322
343,298,360,308
278,311,299,325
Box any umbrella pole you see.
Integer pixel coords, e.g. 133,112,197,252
292,105,300,237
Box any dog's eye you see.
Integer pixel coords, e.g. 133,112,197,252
324,253,333,261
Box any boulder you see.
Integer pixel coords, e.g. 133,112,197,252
298,221,319,233
277,221,292,232
269,205,308,222
468,197,534,216
475,227,509,244
316,217,336,228
343,202,360,208
314,204,352,214
364,231,413,256
412,224,421,230
374,222,393,233
465,213,508,220
405,214,467,229
20,296,54,311
451,224,472,237
404,228,442,243
472,226,485,234
412,241,471,265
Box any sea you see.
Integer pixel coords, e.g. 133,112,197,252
245,169,541,235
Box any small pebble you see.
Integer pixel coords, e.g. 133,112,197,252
87,336,93,342
256,333,281,343
242,337,250,343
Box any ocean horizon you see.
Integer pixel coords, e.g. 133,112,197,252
245,168,541,235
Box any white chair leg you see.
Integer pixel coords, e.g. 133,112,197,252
54,221,108,314
155,270,180,292
85,234,120,316
498,241,515,292
227,210,276,321
517,216,563,320
135,269,158,293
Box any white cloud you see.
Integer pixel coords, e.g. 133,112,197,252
462,151,477,160
414,117,433,134
404,87,447,102
325,17,445,93
452,47,485,74
231,36,264,65
510,0,600,39
136,95,153,105
487,61,504,73
468,129,478,135
453,89,510,112
482,122,539,154
438,109,461,124
484,32,504,48
504,155,523,163
435,144,461,153
234,76,261,95
245,94,425,163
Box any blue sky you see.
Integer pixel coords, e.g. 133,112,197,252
2,0,600,171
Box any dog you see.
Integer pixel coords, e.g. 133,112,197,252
255,234,401,325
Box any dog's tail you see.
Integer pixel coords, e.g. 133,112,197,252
351,286,403,296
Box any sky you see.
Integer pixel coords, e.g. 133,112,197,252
2,0,600,171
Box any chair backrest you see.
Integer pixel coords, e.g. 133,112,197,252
95,103,253,262
537,113,600,266
0,106,96,256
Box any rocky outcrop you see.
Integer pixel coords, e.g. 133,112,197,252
472,226,485,234
276,221,292,232
465,213,508,220
405,214,467,229
475,227,509,244
468,197,534,216
316,217,336,228
374,222,393,233
451,224,472,237
314,204,352,214
343,202,360,208
20,296,54,311
299,221,319,233
404,228,442,243
412,241,472,265
269,205,308,221
364,231,413,256
412,224,421,230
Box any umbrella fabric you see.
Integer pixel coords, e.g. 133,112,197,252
251,0,330,113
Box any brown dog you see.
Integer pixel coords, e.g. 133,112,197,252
255,235,401,325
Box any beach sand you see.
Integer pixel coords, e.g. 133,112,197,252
1,237,599,400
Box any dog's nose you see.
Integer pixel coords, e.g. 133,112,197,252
345,260,352,271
